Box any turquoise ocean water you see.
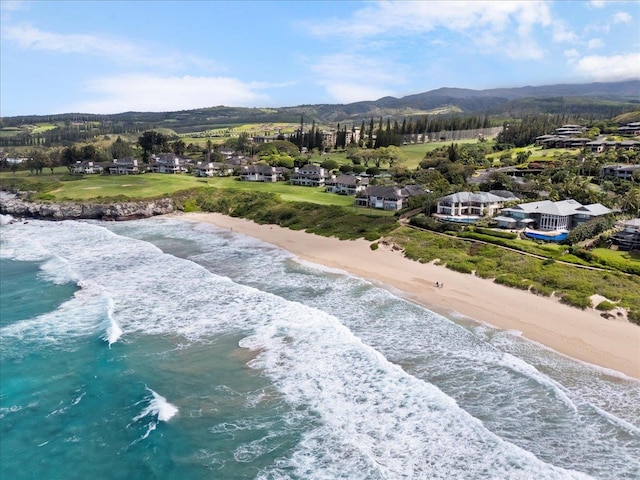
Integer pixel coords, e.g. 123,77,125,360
1,215,638,479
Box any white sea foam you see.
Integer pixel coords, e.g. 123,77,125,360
46,391,86,417
0,213,16,225
103,298,123,347
3,217,637,478
106,217,639,477
239,302,591,479
132,387,177,422
129,387,178,441
39,255,77,285
0,404,24,419
1,285,110,344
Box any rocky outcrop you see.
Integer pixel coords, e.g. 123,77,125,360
0,192,175,221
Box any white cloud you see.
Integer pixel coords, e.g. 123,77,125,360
505,40,544,60
309,54,400,103
2,23,218,70
5,23,138,57
552,21,579,43
612,11,632,24
564,49,580,59
70,75,273,114
320,83,395,104
0,0,28,13
308,1,574,61
589,0,606,8
587,38,604,49
575,53,640,81
312,1,553,37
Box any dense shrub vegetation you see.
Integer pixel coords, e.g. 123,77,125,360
565,216,616,245
177,188,398,241
470,226,518,239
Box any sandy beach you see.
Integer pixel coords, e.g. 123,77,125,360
181,212,640,379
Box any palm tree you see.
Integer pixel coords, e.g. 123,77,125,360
623,187,640,217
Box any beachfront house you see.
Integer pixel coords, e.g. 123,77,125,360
495,199,611,231
611,218,640,250
356,186,405,210
355,185,425,210
325,174,369,195
435,191,517,222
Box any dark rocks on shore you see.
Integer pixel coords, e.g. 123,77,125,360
0,192,175,221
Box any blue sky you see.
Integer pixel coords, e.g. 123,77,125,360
1,0,639,116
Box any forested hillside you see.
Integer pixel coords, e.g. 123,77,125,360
1,80,637,147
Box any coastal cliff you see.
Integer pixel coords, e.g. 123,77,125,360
0,192,175,221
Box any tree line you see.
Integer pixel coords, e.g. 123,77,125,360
0,122,152,147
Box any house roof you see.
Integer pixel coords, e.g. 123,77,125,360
602,164,640,172
493,216,516,224
621,218,640,227
512,199,579,216
329,174,368,186
298,164,324,173
242,165,276,174
401,185,426,197
511,199,610,217
577,204,612,216
365,185,404,199
438,191,509,204
488,190,519,200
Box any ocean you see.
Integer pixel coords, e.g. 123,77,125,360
1,215,638,480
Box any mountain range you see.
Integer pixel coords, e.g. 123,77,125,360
3,80,639,132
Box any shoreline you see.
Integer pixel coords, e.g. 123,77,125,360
179,212,640,379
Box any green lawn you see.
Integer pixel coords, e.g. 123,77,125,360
48,173,202,200
309,140,484,171
486,145,581,161
591,248,640,272
32,123,58,133
11,171,388,211
200,177,357,206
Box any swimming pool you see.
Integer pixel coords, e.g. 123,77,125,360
436,216,480,224
524,231,568,242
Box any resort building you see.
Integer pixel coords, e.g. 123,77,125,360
252,134,281,144
355,185,425,211
601,164,640,181
195,162,234,177
435,191,518,222
290,164,328,187
239,165,281,182
586,140,640,154
325,174,369,195
611,218,640,250
495,199,611,231
107,157,141,175
70,161,104,175
618,122,640,136
148,153,189,174
219,148,235,158
554,124,586,136
345,128,361,146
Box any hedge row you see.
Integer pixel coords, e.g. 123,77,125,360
470,226,518,239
